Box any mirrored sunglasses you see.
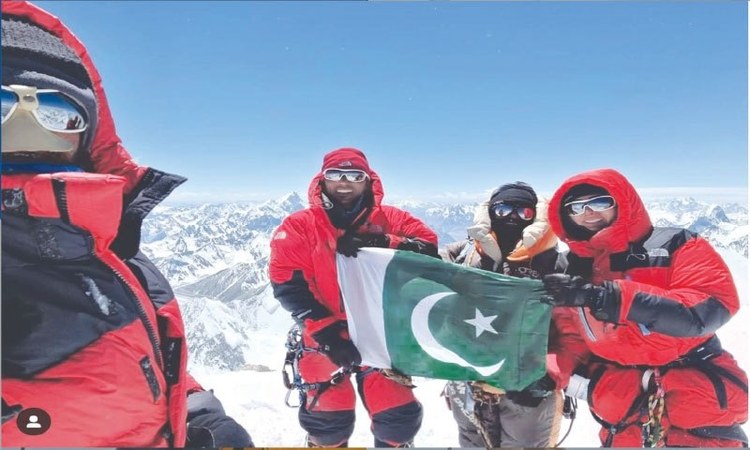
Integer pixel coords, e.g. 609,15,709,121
490,202,536,221
564,195,616,216
323,169,369,183
1,85,88,132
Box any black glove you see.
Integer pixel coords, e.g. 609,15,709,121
542,274,596,306
505,374,556,408
186,390,254,447
542,274,620,323
397,237,439,258
336,233,389,257
312,321,362,368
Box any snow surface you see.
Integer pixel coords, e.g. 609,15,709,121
190,250,749,448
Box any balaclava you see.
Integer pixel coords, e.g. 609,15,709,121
560,183,611,241
1,15,97,165
488,182,537,254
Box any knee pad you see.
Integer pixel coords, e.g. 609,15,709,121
298,404,354,446
371,401,423,446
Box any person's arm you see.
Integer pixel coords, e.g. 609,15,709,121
613,236,739,336
381,207,439,256
544,236,739,337
439,240,469,263
185,375,254,448
269,214,337,335
547,308,590,389
539,249,590,389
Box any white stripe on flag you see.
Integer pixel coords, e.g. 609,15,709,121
336,248,395,369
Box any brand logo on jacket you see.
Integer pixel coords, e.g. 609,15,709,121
647,248,670,258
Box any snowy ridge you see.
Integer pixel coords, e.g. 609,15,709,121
142,193,747,372
645,197,748,257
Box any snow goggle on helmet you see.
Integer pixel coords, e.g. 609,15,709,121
322,168,369,183
2,85,88,132
564,195,616,216
490,202,536,221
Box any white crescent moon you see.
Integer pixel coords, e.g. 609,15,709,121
410,292,505,377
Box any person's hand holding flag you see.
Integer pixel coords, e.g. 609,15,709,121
542,274,620,323
337,233,389,257
312,321,362,368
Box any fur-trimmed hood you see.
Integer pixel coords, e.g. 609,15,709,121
467,196,558,266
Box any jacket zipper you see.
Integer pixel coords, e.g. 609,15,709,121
52,178,161,367
97,249,163,368
578,307,597,342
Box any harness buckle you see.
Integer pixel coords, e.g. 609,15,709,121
329,367,349,385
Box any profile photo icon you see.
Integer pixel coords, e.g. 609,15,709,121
16,408,51,435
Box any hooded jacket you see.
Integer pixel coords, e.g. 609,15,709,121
269,165,438,336
1,2,191,446
548,168,740,366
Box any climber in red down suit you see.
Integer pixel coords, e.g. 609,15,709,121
1,1,251,447
543,168,748,447
269,147,439,447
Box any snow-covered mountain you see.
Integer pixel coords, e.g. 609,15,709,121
141,193,748,371
645,197,748,257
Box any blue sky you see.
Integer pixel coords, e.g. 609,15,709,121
36,1,748,204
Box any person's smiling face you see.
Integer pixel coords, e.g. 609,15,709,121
566,194,618,232
323,175,368,208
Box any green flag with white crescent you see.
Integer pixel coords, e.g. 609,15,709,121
337,248,551,391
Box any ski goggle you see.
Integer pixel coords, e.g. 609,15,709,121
490,202,536,221
322,169,369,183
564,195,617,216
1,85,88,132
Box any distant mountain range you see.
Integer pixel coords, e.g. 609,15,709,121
141,193,748,371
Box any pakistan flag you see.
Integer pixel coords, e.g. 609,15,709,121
337,248,551,391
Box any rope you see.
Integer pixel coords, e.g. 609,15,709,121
554,395,576,447
642,369,666,447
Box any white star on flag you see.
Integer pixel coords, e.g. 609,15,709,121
464,308,498,338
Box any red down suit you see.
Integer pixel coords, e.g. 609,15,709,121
548,168,748,447
1,2,190,446
269,169,438,446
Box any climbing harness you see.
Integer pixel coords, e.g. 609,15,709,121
281,324,306,408
587,336,748,447
281,324,353,409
